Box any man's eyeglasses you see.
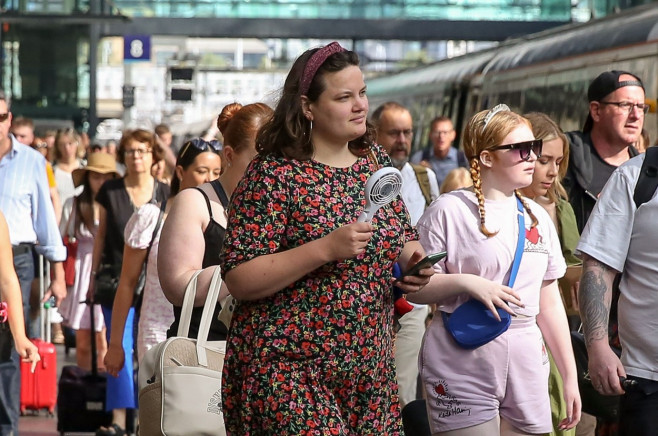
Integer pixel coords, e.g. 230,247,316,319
599,101,649,115
488,139,542,162
431,130,454,137
179,138,222,160
0,113,9,122
385,129,413,140
124,148,152,158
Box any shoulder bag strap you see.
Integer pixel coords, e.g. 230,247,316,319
150,179,158,204
146,200,166,257
410,163,432,207
65,198,77,239
210,180,230,209
508,197,525,288
633,146,658,209
135,200,166,307
177,270,204,337
196,266,223,367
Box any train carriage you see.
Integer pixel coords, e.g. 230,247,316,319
367,3,658,151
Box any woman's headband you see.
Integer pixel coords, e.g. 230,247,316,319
299,42,346,96
482,104,510,131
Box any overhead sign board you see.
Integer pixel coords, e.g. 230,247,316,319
124,35,151,62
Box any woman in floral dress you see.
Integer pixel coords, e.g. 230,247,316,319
221,42,432,435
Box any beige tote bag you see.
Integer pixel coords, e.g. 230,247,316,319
138,267,226,436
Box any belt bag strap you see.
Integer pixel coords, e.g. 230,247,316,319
508,196,525,288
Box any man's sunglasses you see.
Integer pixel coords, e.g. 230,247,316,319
488,139,542,162
178,138,222,160
0,113,9,123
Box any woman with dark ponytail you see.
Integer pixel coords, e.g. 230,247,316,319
410,105,581,435
103,137,221,381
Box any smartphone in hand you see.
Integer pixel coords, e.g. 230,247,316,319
402,251,447,277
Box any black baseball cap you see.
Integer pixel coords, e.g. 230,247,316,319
583,70,645,132
587,70,644,102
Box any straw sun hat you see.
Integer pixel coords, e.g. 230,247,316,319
72,153,119,187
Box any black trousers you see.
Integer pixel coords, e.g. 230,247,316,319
619,376,658,436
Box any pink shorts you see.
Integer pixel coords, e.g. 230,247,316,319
419,314,551,434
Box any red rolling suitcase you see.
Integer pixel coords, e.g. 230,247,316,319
20,338,57,415
20,256,58,415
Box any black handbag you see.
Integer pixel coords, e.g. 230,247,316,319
93,264,122,308
94,201,165,309
94,264,146,309
570,330,621,421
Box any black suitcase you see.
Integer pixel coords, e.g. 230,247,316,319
57,300,113,434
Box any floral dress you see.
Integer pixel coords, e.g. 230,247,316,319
221,146,416,435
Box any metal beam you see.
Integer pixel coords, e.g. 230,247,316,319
98,17,566,42
0,12,130,26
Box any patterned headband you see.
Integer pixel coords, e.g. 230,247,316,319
299,42,346,96
482,104,510,131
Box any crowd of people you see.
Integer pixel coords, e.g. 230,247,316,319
0,41,656,436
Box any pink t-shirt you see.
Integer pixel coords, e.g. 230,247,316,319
416,189,566,317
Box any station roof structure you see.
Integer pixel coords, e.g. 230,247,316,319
0,0,578,41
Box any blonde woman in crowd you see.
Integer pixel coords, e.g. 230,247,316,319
53,128,85,206
440,167,473,194
521,112,582,436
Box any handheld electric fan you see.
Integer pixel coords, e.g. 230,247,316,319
357,167,403,222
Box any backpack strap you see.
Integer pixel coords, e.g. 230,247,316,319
410,163,432,208
633,147,658,209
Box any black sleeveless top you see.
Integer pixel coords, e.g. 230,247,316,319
168,179,229,340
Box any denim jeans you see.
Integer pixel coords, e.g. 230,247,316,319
0,250,33,435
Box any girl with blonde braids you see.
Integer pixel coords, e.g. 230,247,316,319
410,105,581,435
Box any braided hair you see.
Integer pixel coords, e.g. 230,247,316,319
462,107,539,237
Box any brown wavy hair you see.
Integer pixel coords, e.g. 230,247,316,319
462,108,538,237
256,46,375,160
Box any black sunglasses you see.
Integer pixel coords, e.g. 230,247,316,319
178,138,222,160
488,139,542,162
0,113,9,122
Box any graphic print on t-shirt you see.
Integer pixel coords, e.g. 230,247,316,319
524,226,549,255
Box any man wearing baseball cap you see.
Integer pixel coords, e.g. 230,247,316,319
565,71,647,435
564,70,646,232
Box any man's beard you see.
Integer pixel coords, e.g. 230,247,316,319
390,155,409,170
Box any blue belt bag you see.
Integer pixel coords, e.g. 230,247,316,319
442,197,525,349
